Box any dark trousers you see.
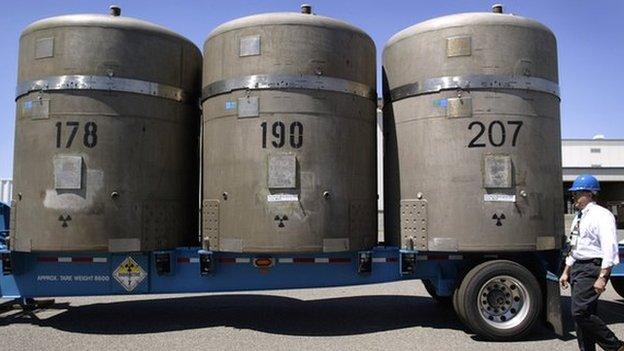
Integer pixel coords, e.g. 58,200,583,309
571,260,622,351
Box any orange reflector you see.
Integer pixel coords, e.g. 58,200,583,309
254,257,273,267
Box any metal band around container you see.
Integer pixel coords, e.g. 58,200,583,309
15,75,194,103
388,74,560,103
201,74,377,102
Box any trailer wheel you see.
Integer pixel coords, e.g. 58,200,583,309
612,277,624,299
454,260,487,328
453,286,468,326
422,279,451,304
457,260,542,340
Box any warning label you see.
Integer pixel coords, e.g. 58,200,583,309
267,194,299,202
113,257,147,292
484,194,517,203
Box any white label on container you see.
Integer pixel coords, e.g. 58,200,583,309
267,194,299,202
484,194,517,202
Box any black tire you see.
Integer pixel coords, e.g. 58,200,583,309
453,286,468,326
422,279,452,304
457,260,542,340
612,277,624,299
455,261,485,331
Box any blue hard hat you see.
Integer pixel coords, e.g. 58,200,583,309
569,174,600,192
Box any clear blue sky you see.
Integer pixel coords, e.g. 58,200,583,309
0,0,622,178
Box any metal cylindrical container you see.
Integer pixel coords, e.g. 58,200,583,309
12,10,202,252
383,9,563,252
202,8,377,253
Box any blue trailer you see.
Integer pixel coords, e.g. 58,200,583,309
612,244,624,296
0,200,577,341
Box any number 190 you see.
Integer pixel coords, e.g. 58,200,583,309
261,121,303,149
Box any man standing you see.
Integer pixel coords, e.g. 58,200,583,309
560,174,623,351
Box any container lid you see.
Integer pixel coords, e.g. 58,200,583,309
385,12,554,49
207,12,371,42
22,13,194,45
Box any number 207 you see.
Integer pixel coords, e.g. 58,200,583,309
468,120,523,148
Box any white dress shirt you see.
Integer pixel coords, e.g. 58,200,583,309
566,202,620,269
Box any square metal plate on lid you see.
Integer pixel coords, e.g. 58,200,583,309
239,35,261,57
35,37,54,59
446,36,471,57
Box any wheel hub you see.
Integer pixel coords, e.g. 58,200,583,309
477,275,530,329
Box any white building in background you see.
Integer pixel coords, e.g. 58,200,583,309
561,137,624,242
0,179,12,205
562,137,624,182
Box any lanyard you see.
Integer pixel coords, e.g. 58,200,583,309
569,211,582,250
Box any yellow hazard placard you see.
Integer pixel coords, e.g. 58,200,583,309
113,256,147,292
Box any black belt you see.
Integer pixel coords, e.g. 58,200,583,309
575,258,602,265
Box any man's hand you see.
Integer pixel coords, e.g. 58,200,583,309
594,277,607,294
560,272,570,289
560,265,572,289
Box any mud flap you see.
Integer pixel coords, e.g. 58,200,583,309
545,271,564,336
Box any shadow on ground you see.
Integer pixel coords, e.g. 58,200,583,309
0,294,622,341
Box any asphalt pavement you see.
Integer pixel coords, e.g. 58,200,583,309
0,280,623,351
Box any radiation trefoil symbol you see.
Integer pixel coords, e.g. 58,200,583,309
113,256,147,292
492,213,506,227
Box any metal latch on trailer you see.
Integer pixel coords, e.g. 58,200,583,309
1,251,11,275
198,250,214,275
400,251,417,275
154,252,172,276
358,251,372,274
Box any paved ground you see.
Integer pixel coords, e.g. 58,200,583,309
0,280,622,351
